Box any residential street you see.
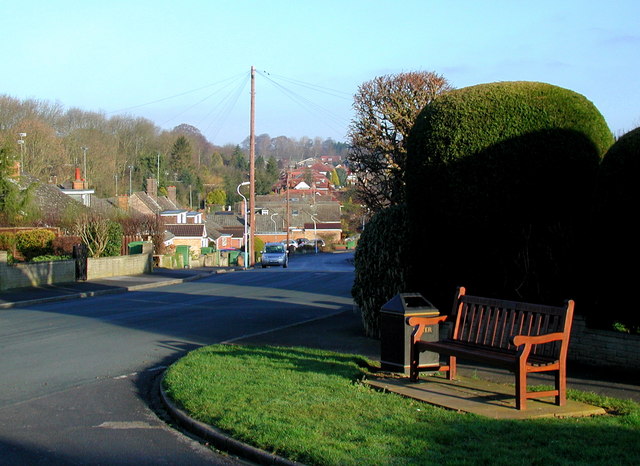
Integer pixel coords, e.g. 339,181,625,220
0,252,356,464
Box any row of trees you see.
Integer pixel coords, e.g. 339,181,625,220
0,95,347,209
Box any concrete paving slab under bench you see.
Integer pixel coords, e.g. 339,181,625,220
366,375,606,420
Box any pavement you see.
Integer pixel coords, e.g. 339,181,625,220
2,266,639,463
0,266,239,309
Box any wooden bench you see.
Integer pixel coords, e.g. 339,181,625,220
407,286,575,410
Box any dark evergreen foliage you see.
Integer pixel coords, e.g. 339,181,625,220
405,81,614,310
352,204,410,337
591,126,640,331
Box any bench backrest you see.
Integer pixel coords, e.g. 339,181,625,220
451,287,574,359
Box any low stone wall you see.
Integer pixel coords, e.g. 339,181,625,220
0,250,153,290
569,315,640,370
0,251,75,290
87,253,152,280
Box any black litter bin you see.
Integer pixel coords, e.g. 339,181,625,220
380,293,440,374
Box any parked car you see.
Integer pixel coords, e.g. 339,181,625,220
282,239,297,249
296,238,309,247
310,238,325,247
261,242,288,268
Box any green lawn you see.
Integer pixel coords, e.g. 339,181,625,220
163,345,640,465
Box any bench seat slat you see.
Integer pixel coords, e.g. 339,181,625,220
416,340,559,369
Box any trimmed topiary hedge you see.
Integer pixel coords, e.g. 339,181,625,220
591,126,640,331
352,204,410,338
405,81,614,310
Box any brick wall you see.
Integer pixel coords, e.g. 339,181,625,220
86,253,152,280
0,252,75,290
569,315,640,370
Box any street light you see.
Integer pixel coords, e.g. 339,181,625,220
270,212,279,234
128,165,134,196
17,133,26,174
309,213,319,254
237,181,250,269
81,146,88,185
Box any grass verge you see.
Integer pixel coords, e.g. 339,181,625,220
163,344,640,465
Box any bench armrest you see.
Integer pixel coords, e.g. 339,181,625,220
511,332,567,363
511,332,565,347
406,315,450,342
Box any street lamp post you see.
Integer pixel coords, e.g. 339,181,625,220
270,212,279,234
237,181,250,269
128,165,133,196
17,133,26,174
81,146,88,186
309,213,319,254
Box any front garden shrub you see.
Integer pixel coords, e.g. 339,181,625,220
254,236,264,262
15,229,56,261
0,232,17,257
31,255,72,262
52,235,82,256
352,204,410,338
104,221,124,257
591,126,640,331
405,81,614,310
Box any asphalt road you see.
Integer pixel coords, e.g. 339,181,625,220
0,252,356,465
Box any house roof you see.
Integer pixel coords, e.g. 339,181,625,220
130,191,180,215
207,212,244,228
304,222,342,230
161,209,188,215
164,224,206,237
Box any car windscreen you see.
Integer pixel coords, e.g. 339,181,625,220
265,245,284,253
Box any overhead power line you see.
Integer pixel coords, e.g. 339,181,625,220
106,72,247,115
256,70,350,137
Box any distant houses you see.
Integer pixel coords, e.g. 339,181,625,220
25,155,350,253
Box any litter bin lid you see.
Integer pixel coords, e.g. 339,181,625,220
380,293,439,316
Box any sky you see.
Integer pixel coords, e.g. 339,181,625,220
2,1,639,146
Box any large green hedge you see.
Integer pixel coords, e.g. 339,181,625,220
352,205,410,338
591,126,640,330
405,81,614,310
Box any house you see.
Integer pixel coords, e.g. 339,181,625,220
204,212,245,250
160,210,189,224
320,155,342,165
59,167,95,207
163,223,208,249
274,168,336,198
128,179,180,216
249,194,343,244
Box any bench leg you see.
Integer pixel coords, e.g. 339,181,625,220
409,344,419,382
447,356,457,380
516,368,527,411
556,370,566,406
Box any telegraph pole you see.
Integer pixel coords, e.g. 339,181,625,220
249,65,256,266
286,169,290,246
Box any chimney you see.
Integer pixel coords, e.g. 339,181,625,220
72,167,84,190
117,194,129,211
167,185,177,204
146,178,158,198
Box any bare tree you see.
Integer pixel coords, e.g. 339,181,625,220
73,213,112,258
348,71,452,211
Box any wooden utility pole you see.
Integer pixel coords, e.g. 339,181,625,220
249,66,256,266
286,168,290,246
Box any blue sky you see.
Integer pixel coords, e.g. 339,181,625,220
2,1,639,145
